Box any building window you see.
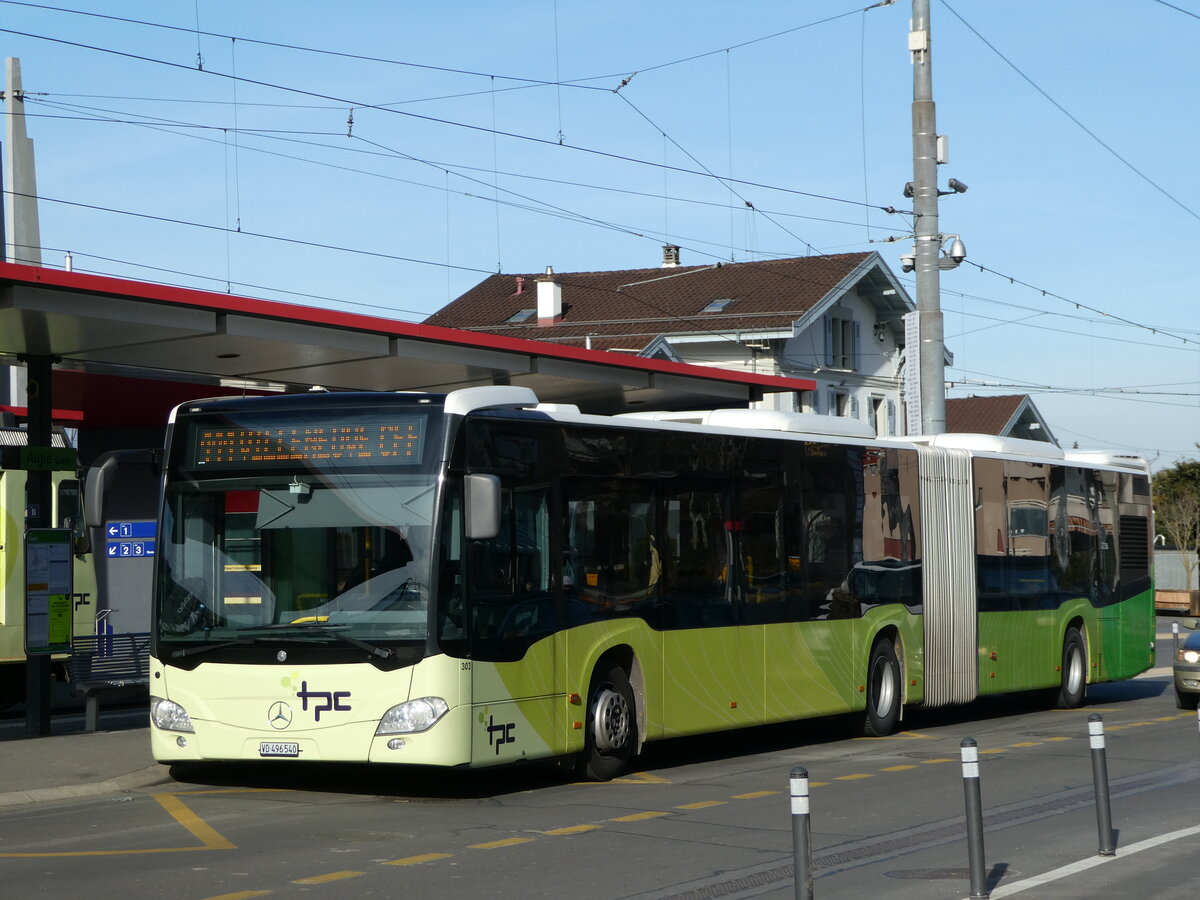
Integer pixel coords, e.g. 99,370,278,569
506,309,536,324
825,316,859,370
701,298,735,314
828,389,850,417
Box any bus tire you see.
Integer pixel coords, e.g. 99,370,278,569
577,663,637,782
1055,628,1087,709
862,638,901,737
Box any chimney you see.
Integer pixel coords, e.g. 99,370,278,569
536,266,562,325
662,244,681,268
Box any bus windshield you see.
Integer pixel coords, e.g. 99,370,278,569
156,403,443,661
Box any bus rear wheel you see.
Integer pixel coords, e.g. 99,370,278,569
1055,628,1087,709
862,639,901,737
577,663,637,782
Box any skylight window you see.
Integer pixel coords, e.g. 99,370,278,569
506,308,536,324
701,298,735,313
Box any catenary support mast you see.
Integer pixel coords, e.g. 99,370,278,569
910,0,945,435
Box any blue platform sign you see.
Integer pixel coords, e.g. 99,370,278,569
105,520,157,560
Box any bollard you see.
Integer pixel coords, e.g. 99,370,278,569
1174,621,1180,658
790,765,813,900
1088,714,1116,856
960,738,989,899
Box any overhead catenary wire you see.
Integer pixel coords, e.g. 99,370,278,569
4,0,1190,451
962,259,1200,348
940,0,1199,223
0,0,888,92
0,25,909,219
15,96,912,240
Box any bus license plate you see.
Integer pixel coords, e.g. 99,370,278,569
259,742,300,758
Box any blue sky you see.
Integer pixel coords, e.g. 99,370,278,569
2,1,1197,469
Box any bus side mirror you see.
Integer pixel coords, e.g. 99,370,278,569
464,474,501,541
64,517,92,556
84,467,106,530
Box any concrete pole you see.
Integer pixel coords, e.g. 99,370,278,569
4,56,43,266
910,0,945,435
2,58,40,414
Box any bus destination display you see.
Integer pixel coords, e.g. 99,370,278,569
188,416,426,469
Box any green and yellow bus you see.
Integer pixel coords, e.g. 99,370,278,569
0,427,97,708
149,387,1155,779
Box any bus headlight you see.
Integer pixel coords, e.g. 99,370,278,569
151,696,195,733
376,697,449,735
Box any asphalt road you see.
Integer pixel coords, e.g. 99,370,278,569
1,624,1197,900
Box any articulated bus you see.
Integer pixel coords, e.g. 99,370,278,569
149,387,1155,779
0,427,97,708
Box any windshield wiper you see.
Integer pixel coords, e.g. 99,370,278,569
170,638,255,659
238,622,394,660
167,624,394,661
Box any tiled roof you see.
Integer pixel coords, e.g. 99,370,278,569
945,395,1026,435
425,253,876,351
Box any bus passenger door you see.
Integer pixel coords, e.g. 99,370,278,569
659,486,764,737
467,483,563,765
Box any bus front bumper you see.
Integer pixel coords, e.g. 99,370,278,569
150,703,473,767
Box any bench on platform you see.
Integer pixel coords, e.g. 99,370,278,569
65,632,152,731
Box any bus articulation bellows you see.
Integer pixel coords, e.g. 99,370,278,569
149,387,1154,779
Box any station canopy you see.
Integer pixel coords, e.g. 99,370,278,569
0,262,815,429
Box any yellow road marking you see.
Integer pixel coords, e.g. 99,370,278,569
1045,736,1072,742
809,781,831,787
922,758,955,764
469,837,535,849
854,730,934,741
1156,716,1179,721
0,792,236,858
154,793,237,850
198,893,272,900
0,845,214,858
541,824,603,835
616,771,671,784
676,801,726,809
384,852,454,866
610,811,669,822
732,791,778,799
292,871,364,885
981,748,1007,755
835,773,873,781
882,764,918,772
1010,741,1041,748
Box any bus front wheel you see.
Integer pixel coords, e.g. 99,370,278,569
577,663,637,782
862,639,901,737
1055,628,1087,709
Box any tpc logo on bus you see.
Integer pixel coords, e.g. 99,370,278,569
296,680,352,722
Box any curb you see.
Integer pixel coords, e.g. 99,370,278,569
0,765,173,809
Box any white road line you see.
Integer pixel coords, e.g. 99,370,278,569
975,824,1200,899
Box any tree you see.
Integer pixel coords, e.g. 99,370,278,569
1154,458,1200,591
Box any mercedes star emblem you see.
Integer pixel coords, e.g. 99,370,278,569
268,701,293,730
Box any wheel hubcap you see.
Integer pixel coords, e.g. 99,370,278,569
1066,645,1084,695
870,657,895,719
591,687,630,754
